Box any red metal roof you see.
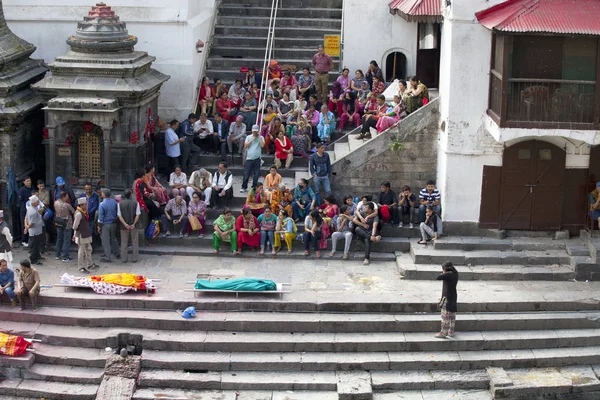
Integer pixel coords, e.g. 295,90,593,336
389,0,443,23
476,0,600,35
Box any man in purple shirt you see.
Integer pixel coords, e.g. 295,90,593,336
311,45,333,105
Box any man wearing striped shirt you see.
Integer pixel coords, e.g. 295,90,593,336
419,180,441,223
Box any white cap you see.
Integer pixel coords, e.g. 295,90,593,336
252,124,260,132
29,195,39,203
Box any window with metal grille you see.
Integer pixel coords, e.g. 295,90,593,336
78,133,101,179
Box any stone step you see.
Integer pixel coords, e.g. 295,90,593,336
211,45,319,60
490,365,600,399
136,346,600,371
133,388,338,400
194,153,309,169
373,390,493,399
215,16,342,29
410,242,571,266
399,263,576,281
218,5,343,19
371,369,489,391
9,321,600,353
3,310,600,335
220,0,343,7
212,35,326,49
432,237,569,252
141,236,410,254
33,344,107,368
214,24,340,39
23,364,104,385
138,370,337,391
207,56,340,71
204,68,339,86
0,379,98,400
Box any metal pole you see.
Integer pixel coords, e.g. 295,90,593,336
257,0,277,125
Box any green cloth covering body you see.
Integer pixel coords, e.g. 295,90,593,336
195,278,277,291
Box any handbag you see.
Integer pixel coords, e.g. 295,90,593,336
438,296,447,310
54,216,67,229
145,219,160,239
188,215,203,231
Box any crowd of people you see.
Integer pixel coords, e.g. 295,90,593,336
187,46,431,169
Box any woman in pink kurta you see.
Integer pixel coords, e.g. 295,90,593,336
236,208,260,254
187,192,207,236
376,95,408,133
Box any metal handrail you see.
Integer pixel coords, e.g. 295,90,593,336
326,125,360,150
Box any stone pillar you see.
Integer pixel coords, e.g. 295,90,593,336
47,126,57,184
103,128,111,187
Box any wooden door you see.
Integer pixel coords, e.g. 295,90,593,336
500,140,566,230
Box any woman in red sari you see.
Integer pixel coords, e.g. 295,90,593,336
198,76,214,116
235,208,260,254
215,92,234,122
143,164,169,206
274,131,294,169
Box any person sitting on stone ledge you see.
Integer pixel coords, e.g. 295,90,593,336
418,205,440,245
238,91,258,129
244,183,268,217
274,209,296,254
143,164,169,206
298,67,315,100
0,259,15,306
258,206,277,256
215,91,236,123
303,209,324,259
264,166,282,202
317,104,336,143
187,168,212,207
211,162,234,210
186,191,207,238
259,94,279,116
168,165,187,198
378,181,398,226
292,178,317,222
405,75,430,114
212,208,237,254
198,76,214,116
161,195,187,238
376,94,407,133
260,105,277,137
398,185,417,228
304,103,320,144
338,91,361,131
228,115,247,159
236,208,260,255
193,113,215,154
211,77,227,112
280,70,299,100
271,184,294,217
16,259,40,312
228,79,245,108
419,180,441,223
357,94,387,140
330,205,354,260
352,201,381,266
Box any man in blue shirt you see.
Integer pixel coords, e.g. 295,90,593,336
309,143,332,205
212,112,230,161
165,120,184,174
241,125,265,193
98,188,119,262
0,259,15,305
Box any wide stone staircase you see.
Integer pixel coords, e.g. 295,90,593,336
2,299,600,399
206,0,343,85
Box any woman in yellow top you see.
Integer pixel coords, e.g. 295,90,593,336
264,165,282,202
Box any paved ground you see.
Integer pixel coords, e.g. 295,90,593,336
9,246,600,309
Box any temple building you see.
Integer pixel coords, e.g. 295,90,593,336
33,2,169,190
0,0,47,186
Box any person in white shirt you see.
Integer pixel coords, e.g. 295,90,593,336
169,166,188,198
187,168,213,207
0,210,14,270
164,120,184,173
211,162,234,209
193,113,214,154
228,115,247,158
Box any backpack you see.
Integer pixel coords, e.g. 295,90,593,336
145,218,160,239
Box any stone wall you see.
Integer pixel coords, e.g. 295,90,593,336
331,98,440,199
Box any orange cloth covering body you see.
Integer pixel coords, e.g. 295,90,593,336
89,273,147,290
0,332,32,356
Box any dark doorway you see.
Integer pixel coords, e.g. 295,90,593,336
416,23,441,88
385,52,407,82
499,140,566,230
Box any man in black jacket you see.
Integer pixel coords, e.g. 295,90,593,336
212,112,230,161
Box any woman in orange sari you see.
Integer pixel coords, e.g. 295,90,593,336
271,184,294,216
144,164,169,206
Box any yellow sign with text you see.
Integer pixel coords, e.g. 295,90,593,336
324,35,341,57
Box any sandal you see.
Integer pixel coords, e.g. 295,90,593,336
363,259,370,265
435,333,447,339
418,240,427,245
356,133,365,140
287,249,293,254
343,254,349,260
329,251,335,258
304,250,309,257
316,251,321,259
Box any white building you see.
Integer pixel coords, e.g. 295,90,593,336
3,0,217,119
438,0,600,234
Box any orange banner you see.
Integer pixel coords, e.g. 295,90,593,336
0,332,32,357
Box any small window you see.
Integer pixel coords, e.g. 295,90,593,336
518,149,531,160
538,149,552,160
